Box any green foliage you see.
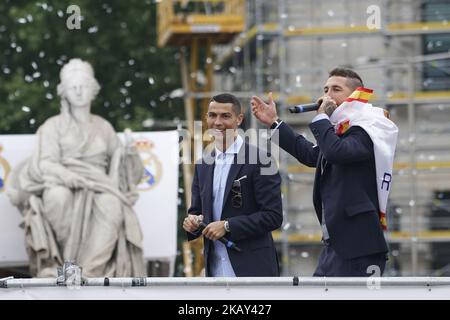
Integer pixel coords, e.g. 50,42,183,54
0,0,183,134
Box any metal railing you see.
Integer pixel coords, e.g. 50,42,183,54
3,276,450,300
2,276,450,288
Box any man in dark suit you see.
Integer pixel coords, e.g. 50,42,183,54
183,93,283,277
251,68,389,276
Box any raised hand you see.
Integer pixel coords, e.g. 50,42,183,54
251,92,279,126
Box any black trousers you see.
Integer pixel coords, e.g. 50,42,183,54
313,243,387,277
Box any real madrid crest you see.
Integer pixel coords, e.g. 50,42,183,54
0,144,11,192
135,139,162,191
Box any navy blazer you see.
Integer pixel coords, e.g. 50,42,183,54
276,120,388,259
187,143,283,276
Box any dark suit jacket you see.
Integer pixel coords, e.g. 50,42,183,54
276,119,388,259
187,143,283,276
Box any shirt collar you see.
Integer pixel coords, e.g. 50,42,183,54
215,135,243,160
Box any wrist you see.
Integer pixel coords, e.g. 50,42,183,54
224,220,230,233
270,118,283,129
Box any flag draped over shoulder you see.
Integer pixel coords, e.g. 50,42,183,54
329,87,398,230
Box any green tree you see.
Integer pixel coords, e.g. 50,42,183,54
0,0,183,134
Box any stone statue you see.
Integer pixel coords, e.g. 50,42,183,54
7,58,146,278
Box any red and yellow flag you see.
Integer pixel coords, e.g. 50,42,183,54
345,87,373,103
331,87,397,231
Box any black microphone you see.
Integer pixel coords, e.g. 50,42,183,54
288,102,319,113
197,221,242,252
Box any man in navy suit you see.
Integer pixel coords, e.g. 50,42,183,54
182,93,283,277
251,68,388,276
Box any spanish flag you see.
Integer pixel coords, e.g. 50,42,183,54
329,87,398,231
345,86,373,103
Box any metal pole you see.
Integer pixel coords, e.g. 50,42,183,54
407,61,418,276
277,0,290,277
254,0,264,134
180,49,195,277
3,276,450,288
379,0,389,109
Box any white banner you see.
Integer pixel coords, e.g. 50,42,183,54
0,131,179,266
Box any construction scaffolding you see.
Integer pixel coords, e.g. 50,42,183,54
157,0,450,276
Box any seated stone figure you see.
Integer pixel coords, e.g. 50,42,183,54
7,58,146,278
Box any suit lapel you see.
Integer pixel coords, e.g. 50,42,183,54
202,152,215,223
313,153,323,223
319,153,329,175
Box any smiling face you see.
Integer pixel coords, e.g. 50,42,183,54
206,100,243,150
63,72,95,108
323,76,354,106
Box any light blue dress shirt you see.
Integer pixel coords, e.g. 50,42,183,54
312,113,330,123
209,135,243,277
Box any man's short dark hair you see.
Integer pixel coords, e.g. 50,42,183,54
211,93,242,115
329,67,364,90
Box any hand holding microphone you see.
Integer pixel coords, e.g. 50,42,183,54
251,92,338,125
183,215,241,252
198,221,242,252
